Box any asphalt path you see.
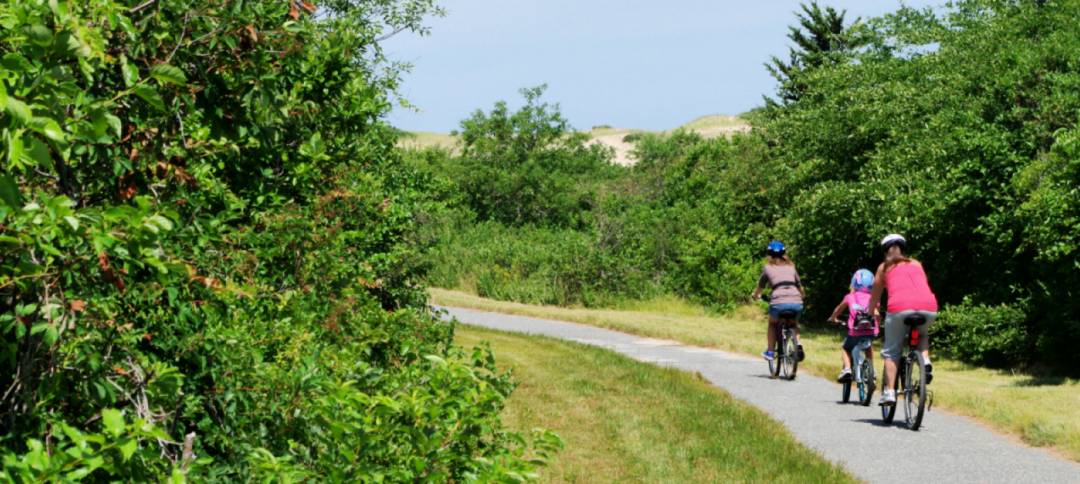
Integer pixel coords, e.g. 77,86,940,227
440,306,1080,484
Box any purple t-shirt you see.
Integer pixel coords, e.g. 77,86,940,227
758,264,803,305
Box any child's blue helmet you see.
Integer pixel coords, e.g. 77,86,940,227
851,268,874,292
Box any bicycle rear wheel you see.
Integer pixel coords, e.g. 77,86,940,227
903,351,928,430
782,328,798,380
842,380,852,403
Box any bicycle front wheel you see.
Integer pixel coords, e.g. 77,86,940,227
903,351,928,430
881,367,896,423
782,329,798,380
858,357,875,406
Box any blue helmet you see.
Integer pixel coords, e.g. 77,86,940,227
851,268,874,292
766,240,786,257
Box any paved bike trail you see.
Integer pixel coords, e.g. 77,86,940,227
440,306,1080,484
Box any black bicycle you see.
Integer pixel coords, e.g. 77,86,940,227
837,313,876,406
880,314,932,430
761,296,799,380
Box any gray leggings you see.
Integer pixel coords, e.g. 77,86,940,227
880,310,937,361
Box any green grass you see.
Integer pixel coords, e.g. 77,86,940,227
396,131,458,150
435,288,1080,463
677,114,748,131
455,325,856,483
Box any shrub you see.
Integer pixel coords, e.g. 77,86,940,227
0,0,551,480
935,301,1032,367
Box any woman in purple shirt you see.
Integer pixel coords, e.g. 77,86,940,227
750,240,806,362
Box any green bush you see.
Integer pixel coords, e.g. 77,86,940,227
936,301,1032,367
453,86,619,228
0,0,552,480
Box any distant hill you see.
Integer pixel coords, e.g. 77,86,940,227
398,114,750,166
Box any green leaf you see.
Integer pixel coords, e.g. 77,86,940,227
133,84,165,110
29,117,66,143
150,64,187,86
6,131,23,168
101,408,124,437
5,97,32,125
16,303,37,316
27,25,53,47
0,174,20,208
63,215,79,230
105,113,122,138
118,438,137,461
23,136,53,169
120,55,139,88
149,214,174,231
1,53,33,72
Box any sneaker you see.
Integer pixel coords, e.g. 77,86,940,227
837,368,852,383
762,350,776,361
797,345,806,362
879,389,896,406
925,363,933,385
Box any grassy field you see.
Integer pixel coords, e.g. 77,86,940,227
455,325,856,483
676,114,749,133
396,131,458,150
434,288,1080,462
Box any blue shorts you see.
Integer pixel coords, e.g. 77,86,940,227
768,303,803,319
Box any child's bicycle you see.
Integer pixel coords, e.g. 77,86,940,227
835,312,876,406
760,295,799,380
881,313,933,430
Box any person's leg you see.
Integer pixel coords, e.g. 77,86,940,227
767,316,778,351
916,311,937,382
880,311,906,393
838,337,854,381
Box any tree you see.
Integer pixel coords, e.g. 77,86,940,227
766,1,865,105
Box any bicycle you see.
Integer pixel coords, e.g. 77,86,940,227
880,313,933,430
836,312,876,406
760,295,799,380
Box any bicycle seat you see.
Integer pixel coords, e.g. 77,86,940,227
903,314,927,326
777,309,798,320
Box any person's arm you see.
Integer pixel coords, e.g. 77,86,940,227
828,299,847,323
866,263,886,317
795,271,806,299
751,271,767,300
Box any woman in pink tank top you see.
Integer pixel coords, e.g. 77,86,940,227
865,234,938,407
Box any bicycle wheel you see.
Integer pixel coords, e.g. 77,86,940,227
880,368,896,423
859,357,876,406
842,379,852,403
903,351,928,430
782,328,798,380
769,327,781,378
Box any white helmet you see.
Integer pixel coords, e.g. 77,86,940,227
880,233,907,250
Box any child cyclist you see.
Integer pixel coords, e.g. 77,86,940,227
827,269,880,383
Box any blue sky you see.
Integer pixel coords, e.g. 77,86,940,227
383,1,940,132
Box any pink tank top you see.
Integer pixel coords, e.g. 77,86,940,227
844,292,879,337
885,262,938,313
